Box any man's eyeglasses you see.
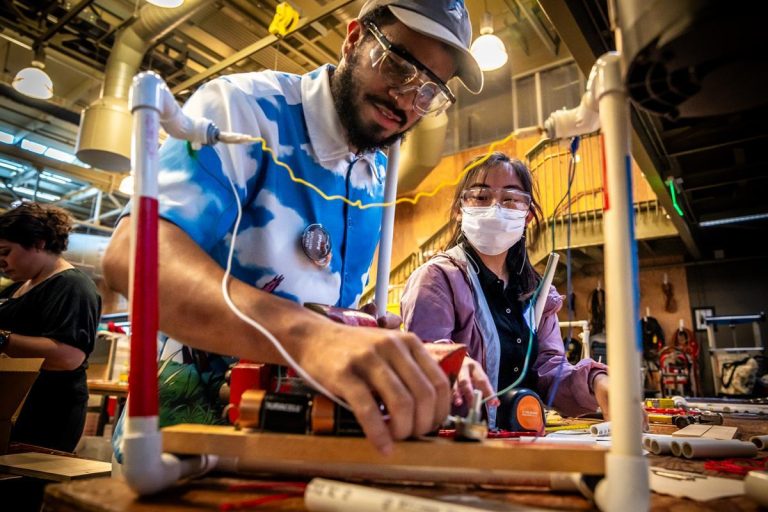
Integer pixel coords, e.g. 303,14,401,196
461,187,532,211
364,22,456,116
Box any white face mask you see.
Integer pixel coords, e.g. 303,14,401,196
460,205,527,256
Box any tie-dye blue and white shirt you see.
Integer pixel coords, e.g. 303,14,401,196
112,66,388,456
158,64,387,307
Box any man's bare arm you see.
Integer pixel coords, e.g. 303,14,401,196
102,217,450,453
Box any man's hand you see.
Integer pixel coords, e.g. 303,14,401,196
294,323,451,455
105,219,447,456
454,356,499,408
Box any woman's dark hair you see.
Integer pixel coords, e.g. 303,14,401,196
444,152,543,300
0,202,73,254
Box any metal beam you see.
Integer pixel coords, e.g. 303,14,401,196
0,144,120,192
39,0,96,43
512,0,558,56
171,0,355,94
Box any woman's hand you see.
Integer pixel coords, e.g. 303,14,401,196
454,356,499,408
593,373,610,420
592,374,649,431
359,302,402,329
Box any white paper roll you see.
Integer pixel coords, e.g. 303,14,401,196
642,433,668,449
590,421,611,437
649,437,674,455
305,478,511,512
670,439,683,457
681,439,758,459
750,435,768,450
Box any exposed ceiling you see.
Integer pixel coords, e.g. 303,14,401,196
8,0,758,266
539,0,768,263
0,0,560,234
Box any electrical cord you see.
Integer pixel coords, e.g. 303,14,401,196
545,137,580,408
216,163,353,412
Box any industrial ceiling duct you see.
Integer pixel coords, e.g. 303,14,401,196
396,111,449,195
619,0,768,119
75,0,206,172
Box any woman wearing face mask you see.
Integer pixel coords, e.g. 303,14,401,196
401,152,609,426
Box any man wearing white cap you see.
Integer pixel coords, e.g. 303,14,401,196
104,0,483,456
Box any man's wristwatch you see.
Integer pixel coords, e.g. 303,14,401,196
0,329,11,351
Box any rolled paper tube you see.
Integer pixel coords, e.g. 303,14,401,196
649,437,674,455
670,439,683,457
590,421,611,437
681,439,759,459
642,433,668,449
751,435,768,450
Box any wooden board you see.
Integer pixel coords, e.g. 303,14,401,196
0,452,111,481
162,425,606,485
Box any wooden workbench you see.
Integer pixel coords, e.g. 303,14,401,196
41,416,768,511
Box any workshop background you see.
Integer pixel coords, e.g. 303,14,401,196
0,0,766,398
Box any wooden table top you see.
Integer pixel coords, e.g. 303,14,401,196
42,416,768,511
87,380,129,397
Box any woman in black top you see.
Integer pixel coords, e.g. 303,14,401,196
0,202,101,452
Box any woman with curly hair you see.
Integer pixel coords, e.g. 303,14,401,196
0,202,101,451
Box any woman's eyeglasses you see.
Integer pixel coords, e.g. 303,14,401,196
364,22,456,117
461,187,532,211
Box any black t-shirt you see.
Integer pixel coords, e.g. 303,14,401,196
0,268,102,451
465,244,538,393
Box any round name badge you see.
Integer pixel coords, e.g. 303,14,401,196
301,223,332,267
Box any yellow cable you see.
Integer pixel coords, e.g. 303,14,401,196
236,131,517,210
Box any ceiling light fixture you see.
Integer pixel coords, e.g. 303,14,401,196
119,174,134,195
470,11,508,72
12,45,53,100
146,0,184,7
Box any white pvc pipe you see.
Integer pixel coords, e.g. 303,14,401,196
543,66,601,140
122,71,220,496
590,421,611,437
751,435,768,450
641,433,668,451
648,437,674,455
591,52,649,512
680,439,758,459
123,417,218,495
670,439,683,457
374,140,401,318
534,252,560,329
307,478,510,512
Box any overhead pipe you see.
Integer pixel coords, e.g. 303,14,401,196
0,83,80,125
75,0,207,172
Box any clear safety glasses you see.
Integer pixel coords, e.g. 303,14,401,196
364,22,456,116
461,187,532,211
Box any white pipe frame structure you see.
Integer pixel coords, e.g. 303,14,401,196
543,52,648,512
122,71,220,495
374,140,401,318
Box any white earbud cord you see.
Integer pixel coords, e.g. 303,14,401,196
220,174,351,412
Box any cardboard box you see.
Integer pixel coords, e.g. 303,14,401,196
0,358,43,454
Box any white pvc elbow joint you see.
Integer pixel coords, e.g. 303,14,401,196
542,52,623,140
130,71,220,147
122,418,218,495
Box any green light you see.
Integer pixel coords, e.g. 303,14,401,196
667,179,684,217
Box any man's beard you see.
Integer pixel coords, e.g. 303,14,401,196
332,48,408,154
